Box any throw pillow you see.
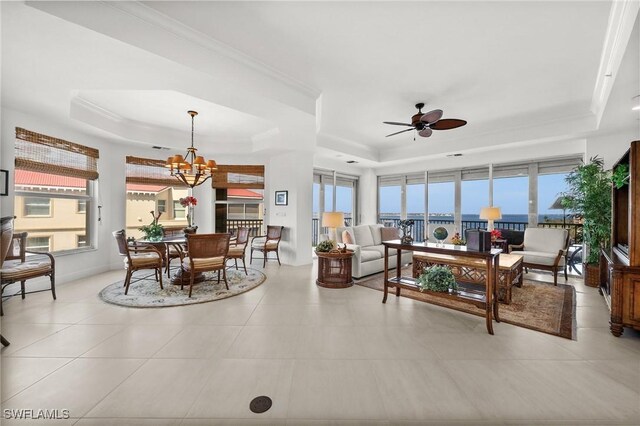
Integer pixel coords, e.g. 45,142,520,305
342,230,354,245
380,227,400,242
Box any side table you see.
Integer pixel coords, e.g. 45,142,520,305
316,250,354,288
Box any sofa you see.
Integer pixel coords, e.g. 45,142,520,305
336,224,413,279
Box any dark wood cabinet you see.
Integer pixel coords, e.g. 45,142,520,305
601,140,640,336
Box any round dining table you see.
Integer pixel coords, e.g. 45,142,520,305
137,236,205,286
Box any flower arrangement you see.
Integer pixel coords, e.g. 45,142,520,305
490,229,502,242
179,196,197,207
398,219,414,244
139,211,164,241
450,232,465,245
416,265,458,293
179,196,198,227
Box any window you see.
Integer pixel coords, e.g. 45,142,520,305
428,181,454,222
14,128,97,253
77,234,88,248
538,172,570,223
26,236,50,253
379,185,401,221
461,179,489,222
24,197,51,216
125,156,188,239
173,201,186,219
494,176,529,222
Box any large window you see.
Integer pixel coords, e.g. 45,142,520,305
428,181,454,222
461,179,489,222
313,171,359,245
494,176,529,222
14,128,97,253
378,185,401,222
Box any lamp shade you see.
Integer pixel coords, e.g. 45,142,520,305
322,212,345,228
479,206,502,221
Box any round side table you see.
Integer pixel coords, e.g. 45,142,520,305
316,250,354,288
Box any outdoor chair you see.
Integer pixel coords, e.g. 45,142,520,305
182,233,230,297
508,227,569,285
250,225,284,267
1,217,56,317
227,227,249,275
113,229,163,295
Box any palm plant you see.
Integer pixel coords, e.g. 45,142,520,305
562,156,611,265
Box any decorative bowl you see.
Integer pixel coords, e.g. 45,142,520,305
433,227,449,242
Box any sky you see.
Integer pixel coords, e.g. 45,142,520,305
313,173,569,216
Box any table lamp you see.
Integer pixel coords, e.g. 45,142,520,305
322,211,345,243
480,206,502,231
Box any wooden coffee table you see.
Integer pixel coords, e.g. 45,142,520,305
413,252,523,304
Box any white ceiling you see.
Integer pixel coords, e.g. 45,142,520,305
2,1,637,169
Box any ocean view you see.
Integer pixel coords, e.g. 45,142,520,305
380,213,567,223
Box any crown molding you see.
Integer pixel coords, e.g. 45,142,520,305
591,0,640,127
99,1,321,100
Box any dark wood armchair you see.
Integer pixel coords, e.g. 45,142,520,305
113,230,163,295
1,218,56,317
182,233,230,297
250,225,284,267
227,227,250,274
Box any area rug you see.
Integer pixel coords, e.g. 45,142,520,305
99,268,266,308
356,267,576,339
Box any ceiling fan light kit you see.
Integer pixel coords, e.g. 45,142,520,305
383,102,467,138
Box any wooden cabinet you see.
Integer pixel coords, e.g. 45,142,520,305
601,140,640,336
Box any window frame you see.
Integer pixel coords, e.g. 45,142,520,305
26,235,52,253
23,196,52,217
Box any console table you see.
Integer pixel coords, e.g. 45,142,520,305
383,240,501,335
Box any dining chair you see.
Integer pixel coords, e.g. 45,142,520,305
250,225,284,267
226,227,250,274
113,230,163,295
182,233,230,297
1,217,56,317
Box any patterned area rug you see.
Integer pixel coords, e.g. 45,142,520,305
356,267,576,339
99,268,266,308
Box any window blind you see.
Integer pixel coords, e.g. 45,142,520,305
15,127,99,180
126,156,187,187
212,165,265,189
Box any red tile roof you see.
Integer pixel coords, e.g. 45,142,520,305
15,170,86,188
228,188,263,199
126,183,167,192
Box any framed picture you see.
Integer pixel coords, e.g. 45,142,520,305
275,190,288,206
0,170,7,196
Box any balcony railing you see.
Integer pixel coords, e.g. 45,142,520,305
225,219,264,237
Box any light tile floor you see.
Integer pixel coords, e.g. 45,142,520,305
1,261,639,425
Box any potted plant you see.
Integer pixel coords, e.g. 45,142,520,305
139,211,164,242
562,156,612,287
315,240,335,253
416,265,458,293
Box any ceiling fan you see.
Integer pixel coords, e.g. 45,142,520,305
383,103,467,138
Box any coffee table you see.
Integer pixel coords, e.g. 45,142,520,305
413,252,523,304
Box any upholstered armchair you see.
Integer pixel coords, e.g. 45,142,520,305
113,230,163,295
508,227,569,285
182,233,230,297
1,226,56,316
250,225,284,267
227,227,250,274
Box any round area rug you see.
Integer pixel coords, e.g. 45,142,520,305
99,268,266,308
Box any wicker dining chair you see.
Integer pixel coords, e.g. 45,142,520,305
1,217,56,317
182,233,230,297
113,230,163,295
226,227,250,275
250,226,284,267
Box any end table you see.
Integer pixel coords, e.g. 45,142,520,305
316,250,354,288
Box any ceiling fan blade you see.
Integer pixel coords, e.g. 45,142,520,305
418,128,433,138
420,109,443,124
431,118,467,130
383,121,413,126
385,128,414,137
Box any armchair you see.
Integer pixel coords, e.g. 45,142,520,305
113,230,163,295
182,233,230,297
1,227,56,316
508,227,569,285
250,226,284,267
227,227,249,274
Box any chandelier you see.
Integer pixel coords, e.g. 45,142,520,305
165,110,217,188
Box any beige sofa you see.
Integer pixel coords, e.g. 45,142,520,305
336,224,412,279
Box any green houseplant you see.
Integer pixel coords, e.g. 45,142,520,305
139,211,164,242
562,156,611,286
416,265,458,293
315,240,335,253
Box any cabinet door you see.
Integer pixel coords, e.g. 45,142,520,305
626,276,640,323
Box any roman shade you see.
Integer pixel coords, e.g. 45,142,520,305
212,165,264,189
15,127,99,180
126,156,187,187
